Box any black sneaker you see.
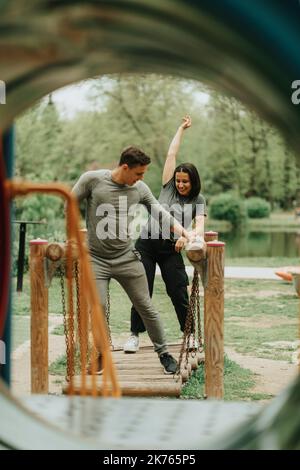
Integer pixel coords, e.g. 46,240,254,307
159,352,178,375
87,354,103,375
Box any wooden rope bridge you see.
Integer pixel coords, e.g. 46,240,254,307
69,344,204,397
29,230,225,399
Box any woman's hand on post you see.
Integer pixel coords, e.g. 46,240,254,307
175,236,188,252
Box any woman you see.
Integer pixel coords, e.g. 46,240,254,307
123,116,206,353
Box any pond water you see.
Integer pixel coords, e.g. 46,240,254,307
218,230,300,258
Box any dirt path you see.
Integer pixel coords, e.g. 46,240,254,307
11,316,65,396
225,347,298,398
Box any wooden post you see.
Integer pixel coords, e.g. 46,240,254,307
204,240,225,399
204,231,218,242
30,238,49,394
45,242,65,261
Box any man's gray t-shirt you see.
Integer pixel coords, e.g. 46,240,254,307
141,178,206,240
72,170,174,259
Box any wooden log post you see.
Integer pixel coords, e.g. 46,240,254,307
204,240,225,399
204,231,218,242
45,242,65,262
30,238,49,394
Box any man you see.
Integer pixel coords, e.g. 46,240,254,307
72,146,190,374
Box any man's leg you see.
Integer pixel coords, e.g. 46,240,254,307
113,251,167,356
117,267,178,373
124,249,156,352
130,248,156,335
90,257,110,309
89,256,111,373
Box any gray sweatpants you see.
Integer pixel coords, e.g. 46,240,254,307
91,249,167,356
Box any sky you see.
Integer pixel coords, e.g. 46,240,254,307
50,78,210,119
51,80,95,119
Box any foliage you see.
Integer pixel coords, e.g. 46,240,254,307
11,209,65,276
15,74,300,212
49,349,82,376
205,149,239,194
209,193,247,227
246,197,271,218
14,194,63,222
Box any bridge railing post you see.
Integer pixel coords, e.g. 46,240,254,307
29,238,49,394
204,239,225,399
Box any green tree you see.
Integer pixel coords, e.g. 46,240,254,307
16,95,63,181
15,74,299,210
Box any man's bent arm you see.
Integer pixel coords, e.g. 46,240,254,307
138,182,189,240
72,171,95,201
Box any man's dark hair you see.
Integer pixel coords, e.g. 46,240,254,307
119,146,151,168
173,162,201,199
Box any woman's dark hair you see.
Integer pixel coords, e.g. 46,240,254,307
173,162,201,199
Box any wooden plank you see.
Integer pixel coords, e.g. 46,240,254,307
62,342,201,396
115,375,178,382
65,380,182,397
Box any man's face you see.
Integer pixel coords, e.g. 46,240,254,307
122,164,148,185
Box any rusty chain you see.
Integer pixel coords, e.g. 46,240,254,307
74,260,88,371
176,268,203,376
196,273,203,353
105,284,113,347
59,264,71,381
64,261,112,375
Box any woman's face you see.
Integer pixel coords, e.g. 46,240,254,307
175,171,192,197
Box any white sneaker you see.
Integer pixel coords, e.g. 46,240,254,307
123,335,139,353
187,336,199,351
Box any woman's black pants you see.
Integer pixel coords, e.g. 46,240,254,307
130,237,189,334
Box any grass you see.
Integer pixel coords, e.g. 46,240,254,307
223,278,298,360
49,349,83,376
12,276,63,316
225,323,298,361
49,354,68,376
11,316,30,350
181,355,273,401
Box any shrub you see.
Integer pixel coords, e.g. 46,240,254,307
209,193,247,228
246,197,271,218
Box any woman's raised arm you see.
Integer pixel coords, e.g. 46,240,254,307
162,115,192,185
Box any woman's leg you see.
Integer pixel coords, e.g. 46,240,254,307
130,239,156,334
159,250,189,333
